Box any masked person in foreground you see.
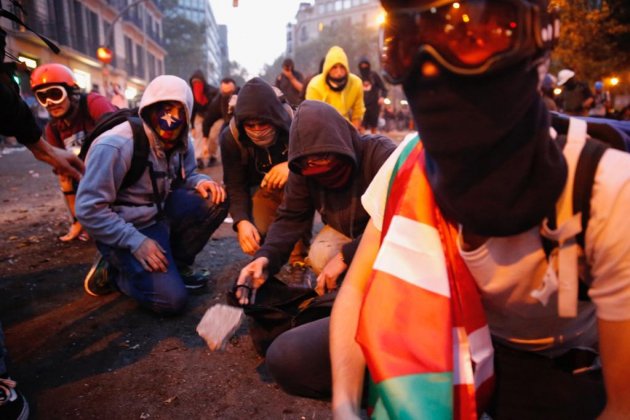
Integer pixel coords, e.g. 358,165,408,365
76,75,228,314
236,100,396,397
330,1,630,419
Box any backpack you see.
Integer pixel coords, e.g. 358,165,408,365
543,115,629,316
78,107,150,191
226,87,294,165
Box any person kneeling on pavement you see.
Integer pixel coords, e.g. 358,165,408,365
235,100,396,398
221,77,309,266
76,75,228,314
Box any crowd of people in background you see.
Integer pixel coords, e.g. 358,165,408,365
2,0,630,419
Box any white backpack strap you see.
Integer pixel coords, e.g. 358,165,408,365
540,117,587,318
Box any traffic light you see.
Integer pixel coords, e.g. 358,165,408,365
96,46,113,64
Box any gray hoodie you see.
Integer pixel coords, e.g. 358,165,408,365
76,75,211,252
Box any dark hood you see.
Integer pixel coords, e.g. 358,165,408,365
234,77,292,141
189,69,207,85
288,100,359,173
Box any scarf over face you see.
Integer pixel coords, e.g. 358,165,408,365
403,63,567,236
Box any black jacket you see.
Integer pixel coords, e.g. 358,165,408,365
0,65,41,144
188,70,218,123
202,86,240,137
220,77,293,227
254,100,396,275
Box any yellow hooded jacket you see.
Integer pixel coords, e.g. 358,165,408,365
305,46,365,125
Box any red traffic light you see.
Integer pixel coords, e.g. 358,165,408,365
96,46,113,64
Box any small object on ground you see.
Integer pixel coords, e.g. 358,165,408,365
197,304,244,351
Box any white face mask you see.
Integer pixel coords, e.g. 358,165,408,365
245,125,277,147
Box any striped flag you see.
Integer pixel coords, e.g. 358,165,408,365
356,136,494,419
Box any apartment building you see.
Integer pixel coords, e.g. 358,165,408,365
1,0,166,103
172,0,227,85
286,0,381,56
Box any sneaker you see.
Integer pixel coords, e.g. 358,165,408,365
0,377,29,420
178,266,209,290
84,254,117,296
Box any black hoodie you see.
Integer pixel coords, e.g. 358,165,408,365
188,70,218,121
254,100,396,275
220,77,293,227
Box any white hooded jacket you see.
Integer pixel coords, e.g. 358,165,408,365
76,75,211,252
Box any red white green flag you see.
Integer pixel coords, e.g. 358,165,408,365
356,136,494,419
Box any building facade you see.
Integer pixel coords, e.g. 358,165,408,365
1,0,166,104
172,0,227,85
286,0,382,56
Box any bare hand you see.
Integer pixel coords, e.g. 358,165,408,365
315,253,347,295
260,162,289,190
236,220,261,255
235,257,269,305
28,139,84,181
282,67,293,79
133,238,168,272
196,180,226,204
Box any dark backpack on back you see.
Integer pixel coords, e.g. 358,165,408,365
545,115,630,301
79,107,150,190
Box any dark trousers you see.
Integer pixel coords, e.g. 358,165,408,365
97,188,228,314
488,343,605,419
265,317,332,399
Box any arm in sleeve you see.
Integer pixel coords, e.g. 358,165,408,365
75,141,147,252
202,98,222,138
0,78,41,145
350,78,366,123
374,73,388,98
305,77,323,101
220,129,252,226
254,173,315,275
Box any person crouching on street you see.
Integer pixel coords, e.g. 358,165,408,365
221,77,309,267
76,75,228,314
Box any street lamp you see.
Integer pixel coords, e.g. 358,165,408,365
96,46,113,64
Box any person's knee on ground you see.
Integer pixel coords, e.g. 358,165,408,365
266,318,332,399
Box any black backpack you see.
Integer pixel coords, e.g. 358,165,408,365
79,108,150,190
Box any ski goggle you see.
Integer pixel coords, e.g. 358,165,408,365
35,85,68,106
380,0,558,83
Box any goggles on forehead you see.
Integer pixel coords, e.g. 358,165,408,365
379,0,559,83
35,85,68,106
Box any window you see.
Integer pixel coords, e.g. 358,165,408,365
72,0,86,54
136,44,145,78
124,36,134,75
335,0,342,11
344,0,351,8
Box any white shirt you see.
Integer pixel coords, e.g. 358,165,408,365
362,134,630,355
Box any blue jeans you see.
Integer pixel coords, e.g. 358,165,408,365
97,188,228,314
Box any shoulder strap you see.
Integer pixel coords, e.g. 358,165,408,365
572,138,608,249
120,116,150,190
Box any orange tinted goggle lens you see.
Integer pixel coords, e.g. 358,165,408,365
382,0,521,80
35,86,67,105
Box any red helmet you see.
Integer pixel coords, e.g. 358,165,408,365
30,63,79,91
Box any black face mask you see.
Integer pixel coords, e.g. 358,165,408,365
403,60,567,236
359,65,370,80
326,74,348,92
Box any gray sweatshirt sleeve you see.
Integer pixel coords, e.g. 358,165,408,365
76,139,147,252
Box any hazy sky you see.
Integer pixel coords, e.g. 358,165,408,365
211,0,306,77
